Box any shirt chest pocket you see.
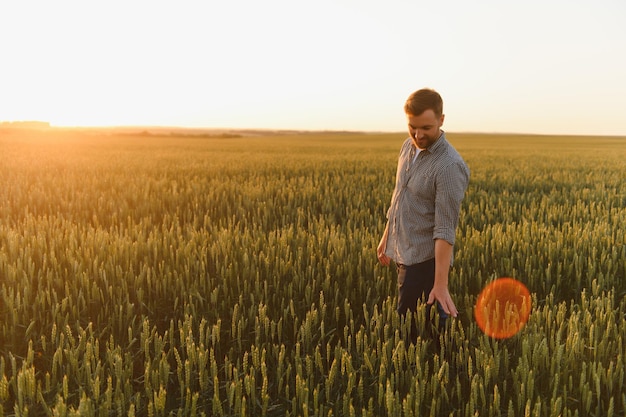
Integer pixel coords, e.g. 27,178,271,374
406,172,436,200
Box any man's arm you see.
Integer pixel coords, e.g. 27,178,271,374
429,160,468,317
427,238,458,317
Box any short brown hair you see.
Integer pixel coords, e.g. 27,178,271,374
404,88,443,118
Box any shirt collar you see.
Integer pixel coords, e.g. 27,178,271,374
423,130,446,154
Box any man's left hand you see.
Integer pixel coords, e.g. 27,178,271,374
427,285,458,318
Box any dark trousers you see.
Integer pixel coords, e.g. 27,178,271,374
397,258,448,344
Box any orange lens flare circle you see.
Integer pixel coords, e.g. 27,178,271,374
474,278,531,339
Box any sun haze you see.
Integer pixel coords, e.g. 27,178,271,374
475,278,532,339
1,0,625,135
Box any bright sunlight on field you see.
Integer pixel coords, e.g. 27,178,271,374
0,129,625,416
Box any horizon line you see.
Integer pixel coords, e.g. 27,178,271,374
1,121,625,138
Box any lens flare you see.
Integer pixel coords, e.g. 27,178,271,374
474,278,531,339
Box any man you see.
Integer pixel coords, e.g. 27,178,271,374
377,88,469,343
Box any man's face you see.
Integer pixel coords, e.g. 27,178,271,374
407,110,444,149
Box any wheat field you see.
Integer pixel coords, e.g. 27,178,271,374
1,129,625,416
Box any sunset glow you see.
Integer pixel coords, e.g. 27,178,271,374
2,0,625,135
475,278,532,339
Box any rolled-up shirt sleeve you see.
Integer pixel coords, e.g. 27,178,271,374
434,160,470,245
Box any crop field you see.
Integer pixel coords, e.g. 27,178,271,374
0,129,625,416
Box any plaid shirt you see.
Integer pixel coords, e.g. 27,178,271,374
384,132,469,266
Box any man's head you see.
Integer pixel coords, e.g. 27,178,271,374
404,88,445,150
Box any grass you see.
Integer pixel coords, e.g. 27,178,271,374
0,128,625,416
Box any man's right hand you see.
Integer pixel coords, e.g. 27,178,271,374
377,238,391,266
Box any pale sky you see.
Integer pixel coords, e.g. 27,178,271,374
1,0,625,135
